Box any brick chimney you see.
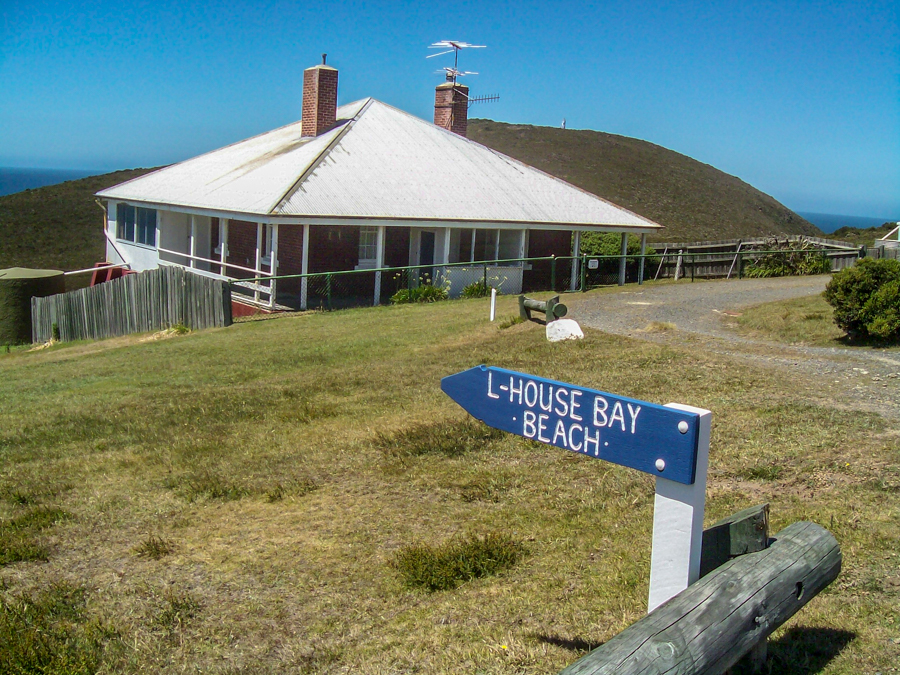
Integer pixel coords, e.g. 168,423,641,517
302,54,338,137
434,81,469,137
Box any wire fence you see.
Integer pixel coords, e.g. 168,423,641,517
231,246,861,313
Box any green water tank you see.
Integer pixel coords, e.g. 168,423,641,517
0,268,65,345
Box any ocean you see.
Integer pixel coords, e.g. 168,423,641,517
0,167,99,197
798,211,897,234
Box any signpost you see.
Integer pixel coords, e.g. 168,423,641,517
441,365,712,611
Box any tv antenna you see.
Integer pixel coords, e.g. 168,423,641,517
427,40,485,84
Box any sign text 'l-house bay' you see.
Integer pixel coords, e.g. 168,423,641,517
441,365,701,485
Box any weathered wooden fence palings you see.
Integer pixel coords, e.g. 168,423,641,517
558,521,841,675
31,266,232,343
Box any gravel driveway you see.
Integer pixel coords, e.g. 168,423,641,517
567,276,900,416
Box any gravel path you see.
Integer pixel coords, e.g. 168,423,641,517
567,276,900,416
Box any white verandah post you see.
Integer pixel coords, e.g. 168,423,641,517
269,224,278,309
255,223,263,303
618,232,628,286
190,216,197,269
570,230,581,291
219,219,229,275
300,224,310,311
494,229,500,262
638,233,647,285
470,228,477,263
373,225,385,306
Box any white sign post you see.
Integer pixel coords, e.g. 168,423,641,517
648,403,712,612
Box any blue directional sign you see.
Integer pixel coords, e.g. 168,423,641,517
441,365,701,485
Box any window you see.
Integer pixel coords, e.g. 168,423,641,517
358,226,378,262
116,204,156,246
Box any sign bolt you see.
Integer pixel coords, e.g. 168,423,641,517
678,421,689,434
655,458,666,472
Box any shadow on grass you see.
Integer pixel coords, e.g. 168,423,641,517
735,626,856,675
534,634,603,654
536,626,855,673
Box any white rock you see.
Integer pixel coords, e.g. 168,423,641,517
546,318,584,342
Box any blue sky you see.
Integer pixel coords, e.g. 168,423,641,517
1,0,897,218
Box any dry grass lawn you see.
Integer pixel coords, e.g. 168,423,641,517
1,293,897,673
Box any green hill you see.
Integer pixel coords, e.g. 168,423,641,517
1,122,822,274
826,222,898,247
468,119,820,242
0,168,157,273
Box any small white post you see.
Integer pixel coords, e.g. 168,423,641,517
647,403,711,612
373,225,385,306
300,224,310,310
490,287,497,321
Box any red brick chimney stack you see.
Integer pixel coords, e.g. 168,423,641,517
302,54,338,137
434,81,469,137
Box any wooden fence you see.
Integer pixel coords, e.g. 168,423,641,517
32,265,232,343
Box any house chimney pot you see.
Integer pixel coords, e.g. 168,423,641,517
434,82,469,137
302,60,338,137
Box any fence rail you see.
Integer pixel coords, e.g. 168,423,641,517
32,265,232,343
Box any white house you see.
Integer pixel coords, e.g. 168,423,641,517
97,58,662,311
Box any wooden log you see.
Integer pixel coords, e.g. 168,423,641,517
559,521,841,675
700,503,769,578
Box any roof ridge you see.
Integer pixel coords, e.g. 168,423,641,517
269,99,374,214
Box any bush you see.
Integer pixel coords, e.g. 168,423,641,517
461,279,490,298
393,533,526,591
743,238,833,278
823,258,900,341
390,283,448,304
578,233,659,280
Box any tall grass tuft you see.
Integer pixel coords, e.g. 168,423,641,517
0,507,71,566
393,533,526,591
0,583,118,675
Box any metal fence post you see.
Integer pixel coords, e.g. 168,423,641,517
691,254,695,282
326,274,332,311
738,252,743,279
551,256,557,291
483,263,488,290
580,255,587,292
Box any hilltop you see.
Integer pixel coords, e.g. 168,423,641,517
1,122,823,274
826,222,898,247
468,120,820,242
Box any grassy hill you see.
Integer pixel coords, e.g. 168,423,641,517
825,221,899,246
469,120,820,242
0,168,157,272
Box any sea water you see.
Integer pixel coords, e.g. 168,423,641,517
798,211,896,234
0,167,98,197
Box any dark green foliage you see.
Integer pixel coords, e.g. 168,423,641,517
390,283,448,304
375,418,505,459
467,120,820,242
0,583,118,674
133,534,177,559
393,533,526,591
0,507,71,566
829,221,897,246
578,233,659,280
824,258,900,341
0,169,158,275
0,269,65,345
743,238,833,278
461,278,495,298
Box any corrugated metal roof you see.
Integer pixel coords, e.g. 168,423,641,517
98,98,661,230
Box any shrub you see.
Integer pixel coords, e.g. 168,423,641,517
578,233,659,280
824,258,900,341
462,279,488,298
743,238,833,278
393,533,526,591
390,283,448,304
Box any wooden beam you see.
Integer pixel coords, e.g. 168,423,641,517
700,503,769,578
559,521,841,675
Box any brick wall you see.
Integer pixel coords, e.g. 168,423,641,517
309,225,359,273
384,227,410,267
302,65,338,137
